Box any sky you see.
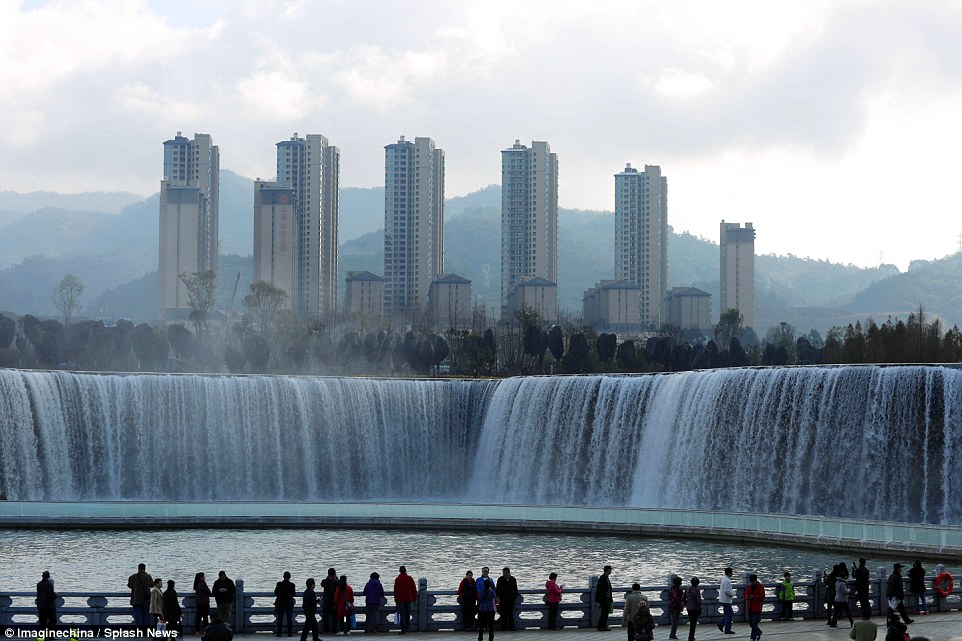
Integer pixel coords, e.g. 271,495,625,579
2,0,962,271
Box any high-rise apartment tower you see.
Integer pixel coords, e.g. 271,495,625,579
158,132,220,321
719,221,755,329
383,136,445,318
614,163,668,327
276,133,340,321
501,140,558,316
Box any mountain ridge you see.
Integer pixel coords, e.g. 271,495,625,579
2,174,959,334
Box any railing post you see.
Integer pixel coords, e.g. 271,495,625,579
87,595,108,633
1,584,9,629
417,578,428,632
183,594,195,635
813,570,823,619
589,576,598,629
236,578,245,633
934,564,946,613
877,568,888,618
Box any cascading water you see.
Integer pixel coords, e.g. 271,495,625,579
1,366,960,524
0,371,496,502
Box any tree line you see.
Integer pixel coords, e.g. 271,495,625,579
1,273,959,376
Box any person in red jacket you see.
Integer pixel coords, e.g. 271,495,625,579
458,571,478,631
333,575,354,635
544,573,564,630
394,566,418,634
744,574,765,641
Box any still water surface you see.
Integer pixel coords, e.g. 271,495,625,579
0,528,932,593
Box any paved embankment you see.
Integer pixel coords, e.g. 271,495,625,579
224,611,962,640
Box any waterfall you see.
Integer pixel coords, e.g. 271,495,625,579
0,371,496,502
2,366,960,524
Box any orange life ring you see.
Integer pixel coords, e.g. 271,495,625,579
935,572,954,597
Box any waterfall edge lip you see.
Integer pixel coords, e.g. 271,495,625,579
2,501,961,560
5,361,961,380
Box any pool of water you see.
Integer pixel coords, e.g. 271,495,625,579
0,528,939,594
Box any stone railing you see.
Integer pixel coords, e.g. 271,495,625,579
3,572,960,633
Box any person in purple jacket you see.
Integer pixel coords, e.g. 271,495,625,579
362,572,385,634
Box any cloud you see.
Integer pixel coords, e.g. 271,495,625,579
0,0,220,149
3,0,962,271
644,69,715,99
113,82,201,123
333,44,447,110
0,1,217,93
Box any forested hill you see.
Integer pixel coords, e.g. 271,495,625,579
1,175,959,334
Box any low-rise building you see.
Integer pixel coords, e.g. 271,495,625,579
506,277,557,323
344,271,383,318
583,280,642,334
428,273,472,332
666,287,712,331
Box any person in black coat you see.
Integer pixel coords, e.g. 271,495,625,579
202,618,234,641
275,571,297,637
887,563,914,625
299,579,320,641
320,568,338,634
495,568,519,631
853,558,871,615
163,580,183,635
595,566,613,631
36,571,58,629
908,561,928,615
213,571,237,623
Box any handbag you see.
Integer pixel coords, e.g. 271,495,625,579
394,611,401,625
888,597,900,611
344,601,355,613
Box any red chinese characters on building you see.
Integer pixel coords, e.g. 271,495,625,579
278,210,290,252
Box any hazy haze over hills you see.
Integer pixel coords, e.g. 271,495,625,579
1,174,959,333
0,191,143,216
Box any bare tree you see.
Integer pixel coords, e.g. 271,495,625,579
179,271,218,336
714,308,744,350
243,280,289,334
53,274,85,325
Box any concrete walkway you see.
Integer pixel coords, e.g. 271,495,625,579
237,613,962,640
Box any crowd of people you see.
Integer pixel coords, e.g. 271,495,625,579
23,559,947,641
126,563,237,639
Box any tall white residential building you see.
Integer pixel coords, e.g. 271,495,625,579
501,140,558,317
719,221,756,329
253,181,296,310
276,133,340,322
158,132,220,321
614,163,668,327
383,136,445,318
